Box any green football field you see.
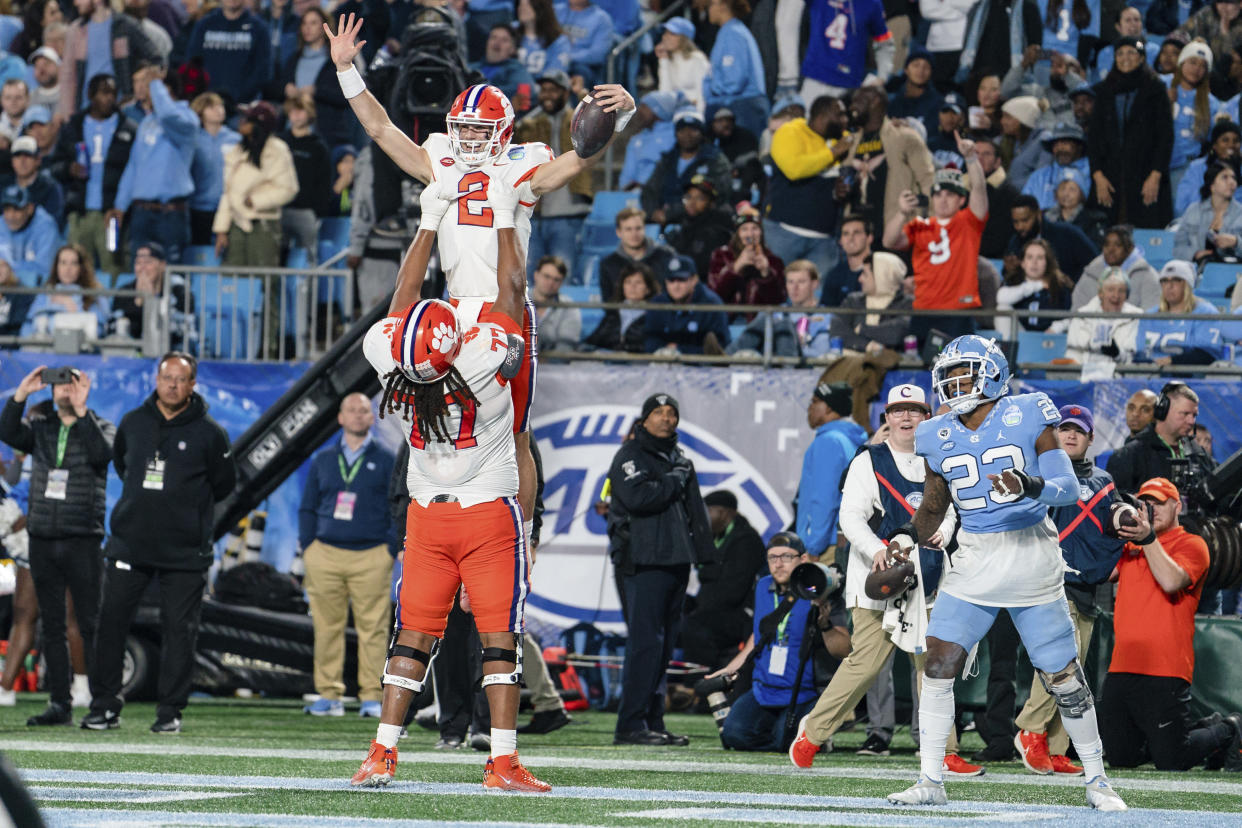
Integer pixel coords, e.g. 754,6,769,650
2,695,1241,827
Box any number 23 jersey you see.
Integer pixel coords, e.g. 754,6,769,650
363,313,521,507
424,133,553,300
915,392,1061,535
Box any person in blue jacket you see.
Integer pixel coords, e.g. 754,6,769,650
0,185,59,287
703,0,767,138
471,24,538,112
1136,259,1228,364
711,531,851,752
112,68,200,264
1022,121,1091,209
643,254,731,354
796,381,868,559
185,0,272,107
1174,120,1242,215
1013,404,1125,776
554,0,614,86
618,91,686,190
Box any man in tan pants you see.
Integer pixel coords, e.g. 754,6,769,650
299,394,398,717
789,385,981,776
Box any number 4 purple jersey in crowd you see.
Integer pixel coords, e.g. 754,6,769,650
802,0,891,90
915,392,1061,535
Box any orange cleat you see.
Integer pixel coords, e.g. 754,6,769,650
1050,754,1084,775
483,753,552,792
788,714,819,769
351,740,398,787
1014,730,1054,775
942,753,985,777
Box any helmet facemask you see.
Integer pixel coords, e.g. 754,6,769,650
448,116,505,166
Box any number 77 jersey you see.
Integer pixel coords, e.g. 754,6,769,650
363,312,522,507
424,132,554,300
915,392,1063,534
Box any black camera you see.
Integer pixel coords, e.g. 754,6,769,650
790,562,844,602
1171,456,1215,517
694,673,736,733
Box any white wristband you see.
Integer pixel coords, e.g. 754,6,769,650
418,214,444,233
614,107,634,133
493,206,516,229
337,66,365,99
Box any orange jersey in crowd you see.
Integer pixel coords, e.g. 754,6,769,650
904,208,987,311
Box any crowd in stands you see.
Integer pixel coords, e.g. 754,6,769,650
0,0,1240,365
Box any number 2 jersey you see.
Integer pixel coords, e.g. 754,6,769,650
363,312,521,507
915,392,1061,535
423,132,554,300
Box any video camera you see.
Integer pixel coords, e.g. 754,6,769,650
789,561,844,602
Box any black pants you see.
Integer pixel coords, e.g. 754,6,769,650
1100,672,1234,771
435,597,489,739
28,536,102,709
976,609,1019,749
90,559,207,723
615,563,689,735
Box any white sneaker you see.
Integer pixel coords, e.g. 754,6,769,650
71,675,91,708
1085,776,1127,811
0,688,14,706
887,776,948,806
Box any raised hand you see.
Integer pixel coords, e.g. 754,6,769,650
14,365,47,403
327,13,366,71
954,130,976,162
590,83,635,114
67,371,90,415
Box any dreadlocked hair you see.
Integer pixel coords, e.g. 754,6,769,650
379,367,478,442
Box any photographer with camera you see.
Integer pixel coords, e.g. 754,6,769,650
0,364,115,726
1107,383,1216,500
705,532,849,753
789,385,977,774
1101,477,1242,772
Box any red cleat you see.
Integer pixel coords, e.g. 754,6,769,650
788,715,819,769
1014,730,1054,775
483,753,552,792
351,740,398,787
942,753,985,777
1050,754,1084,775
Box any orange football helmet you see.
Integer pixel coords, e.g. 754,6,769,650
446,84,515,166
390,299,463,383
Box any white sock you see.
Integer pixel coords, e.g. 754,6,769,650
1059,705,1107,781
376,723,402,749
491,728,517,758
918,676,955,784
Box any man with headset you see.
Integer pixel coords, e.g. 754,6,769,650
1106,383,1216,497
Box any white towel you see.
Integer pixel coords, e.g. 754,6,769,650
882,548,929,654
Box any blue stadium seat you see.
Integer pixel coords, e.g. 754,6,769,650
579,309,603,339
580,255,600,289
317,217,351,260
183,245,219,267
1133,229,1175,266
581,223,617,253
560,284,596,303
1200,262,1240,298
587,191,640,224
728,322,747,345
284,247,309,270
200,306,257,360
1017,330,1067,363
645,223,663,244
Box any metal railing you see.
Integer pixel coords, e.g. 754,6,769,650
603,0,688,189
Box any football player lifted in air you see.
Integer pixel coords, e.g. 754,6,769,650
353,173,549,792
868,335,1127,812
327,13,635,547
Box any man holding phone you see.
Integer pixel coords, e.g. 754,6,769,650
0,364,115,726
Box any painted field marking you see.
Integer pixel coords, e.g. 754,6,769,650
7,741,1242,798
622,806,1232,828
29,787,244,804
41,808,582,828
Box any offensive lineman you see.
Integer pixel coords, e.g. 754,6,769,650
877,335,1127,811
326,13,634,541
353,174,548,792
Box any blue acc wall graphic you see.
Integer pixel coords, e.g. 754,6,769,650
530,405,792,632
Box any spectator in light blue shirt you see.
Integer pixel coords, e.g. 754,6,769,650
188,90,240,246
554,0,614,86
113,68,199,264
1174,119,1242,214
618,91,685,190
703,0,767,137
471,24,537,112
467,0,515,62
1022,121,1092,209
796,380,867,558
516,0,573,77
727,258,832,356
0,185,61,287
21,243,110,339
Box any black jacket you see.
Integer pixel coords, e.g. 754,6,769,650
281,130,334,216
0,397,115,538
606,425,714,570
981,179,1020,259
269,51,358,150
108,392,236,570
640,143,733,218
828,291,912,351
1087,69,1174,229
46,109,139,217
584,308,647,352
693,513,766,615
1105,424,1216,496
664,208,735,279
599,240,677,301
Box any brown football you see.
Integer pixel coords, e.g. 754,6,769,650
570,95,616,159
864,561,918,601
1107,501,1141,537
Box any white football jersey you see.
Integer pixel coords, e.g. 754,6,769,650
423,132,553,299
363,314,519,507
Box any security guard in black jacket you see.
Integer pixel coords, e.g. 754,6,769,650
608,392,714,746
83,352,236,735
0,365,115,726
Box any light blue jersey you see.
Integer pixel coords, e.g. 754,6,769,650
916,391,1061,535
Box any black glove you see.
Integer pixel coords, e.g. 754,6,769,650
1004,468,1045,499
1099,342,1120,358
668,464,691,488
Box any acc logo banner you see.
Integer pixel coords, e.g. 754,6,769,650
529,405,792,632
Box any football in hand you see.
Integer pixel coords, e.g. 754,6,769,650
1107,501,1141,537
864,560,918,601
570,95,616,159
